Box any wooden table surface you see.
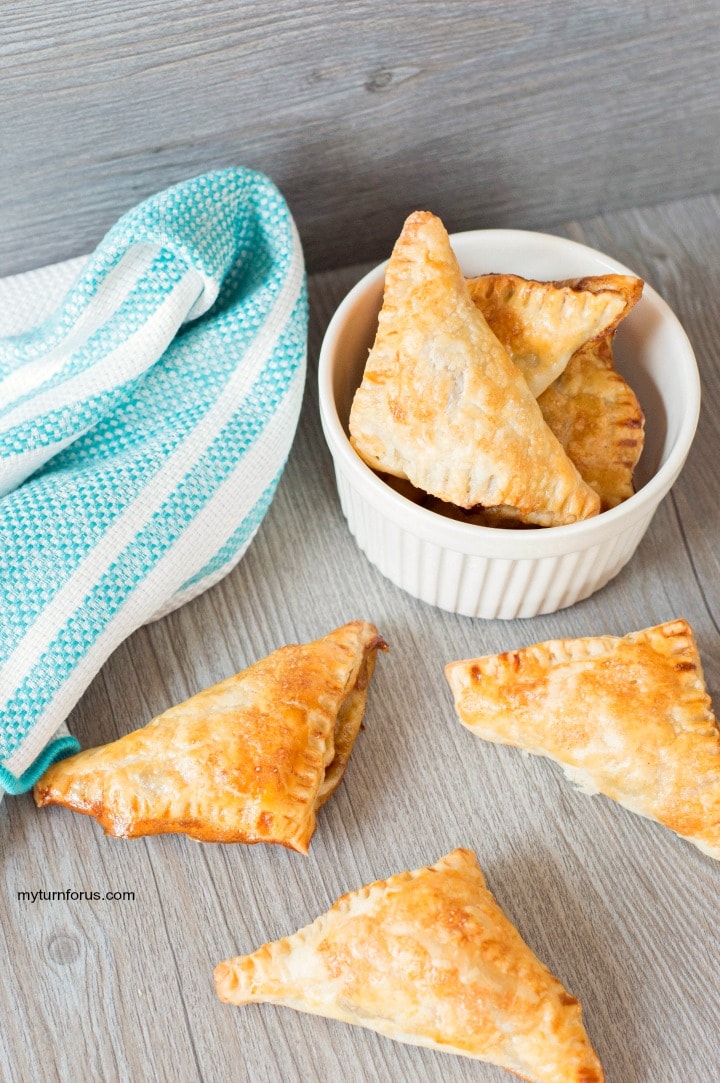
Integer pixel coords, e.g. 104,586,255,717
2,192,719,1083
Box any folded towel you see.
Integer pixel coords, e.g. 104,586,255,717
0,168,307,794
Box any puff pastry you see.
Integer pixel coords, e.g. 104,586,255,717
537,335,645,509
446,620,720,860
34,622,386,852
379,336,643,518
467,273,642,397
349,211,600,526
215,848,604,1082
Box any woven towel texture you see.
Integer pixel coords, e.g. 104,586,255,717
0,168,307,793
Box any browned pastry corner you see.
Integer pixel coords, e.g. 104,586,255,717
348,210,600,526
214,848,604,1083
34,621,387,852
446,619,719,860
467,271,642,398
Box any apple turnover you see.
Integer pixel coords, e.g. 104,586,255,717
215,848,604,1082
467,271,642,397
537,334,645,510
377,333,645,522
446,619,720,860
34,621,386,852
349,211,600,527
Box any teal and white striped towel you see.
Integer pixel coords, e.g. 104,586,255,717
0,168,307,794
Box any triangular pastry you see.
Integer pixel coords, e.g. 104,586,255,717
349,211,600,526
34,622,386,852
537,335,645,509
467,273,642,397
380,334,644,518
215,848,604,1082
446,620,720,860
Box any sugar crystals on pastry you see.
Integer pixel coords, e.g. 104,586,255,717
215,848,604,1082
446,619,720,860
34,621,387,852
349,211,600,526
467,272,642,397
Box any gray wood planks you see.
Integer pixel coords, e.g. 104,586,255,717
2,192,720,1082
2,1,720,276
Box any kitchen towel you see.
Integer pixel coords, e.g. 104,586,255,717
0,167,307,794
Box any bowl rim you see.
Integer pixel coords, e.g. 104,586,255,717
318,227,701,560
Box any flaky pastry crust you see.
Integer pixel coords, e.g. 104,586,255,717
538,335,644,509
34,622,387,852
446,620,720,860
215,848,604,1082
349,211,600,526
467,273,642,397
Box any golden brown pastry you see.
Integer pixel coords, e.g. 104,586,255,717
215,848,604,1082
34,622,386,852
467,272,642,397
378,335,644,518
537,335,645,509
349,211,600,527
446,620,720,860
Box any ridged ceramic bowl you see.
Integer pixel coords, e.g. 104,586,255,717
318,229,700,619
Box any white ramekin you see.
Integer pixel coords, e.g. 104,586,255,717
318,229,700,619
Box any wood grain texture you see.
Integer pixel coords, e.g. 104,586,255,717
2,192,720,1082
2,1,720,276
